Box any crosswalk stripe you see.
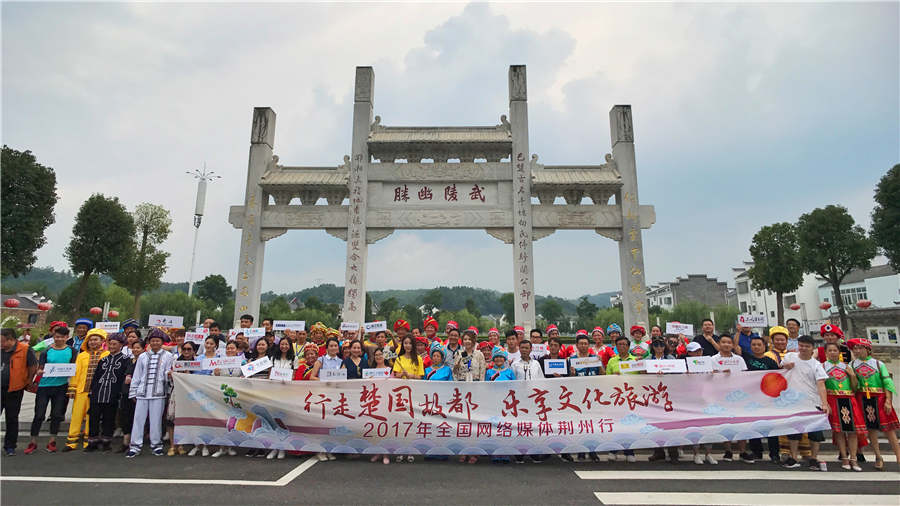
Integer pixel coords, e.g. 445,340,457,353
577,470,898,481
593,492,900,505
582,453,896,463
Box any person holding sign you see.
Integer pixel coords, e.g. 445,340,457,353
743,336,782,463
780,335,830,471
341,340,366,379
570,332,602,377
85,333,130,453
392,336,424,380
213,341,246,378
271,338,296,375
538,337,570,378
425,342,453,381
245,339,272,381
709,334,752,463
452,331,485,382
64,328,108,452
310,338,343,382
25,326,75,455
171,342,198,456
196,337,220,376
606,335,638,376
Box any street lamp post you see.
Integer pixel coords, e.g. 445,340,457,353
187,164,221,297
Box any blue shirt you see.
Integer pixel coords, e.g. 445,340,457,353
737,332,758,357
39,346,75,387
425,365,453,381
318,355,343,370
486,367,516,381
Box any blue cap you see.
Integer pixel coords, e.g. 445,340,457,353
121,318,139,330
606,323,622,335
74,318,94,329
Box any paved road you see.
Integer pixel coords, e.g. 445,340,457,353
2,437,898,505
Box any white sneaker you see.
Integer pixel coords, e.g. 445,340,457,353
705,454,718,465
201,446,210,457
211,449,225,458
277,450,285,459
187,447,199,457
327,453,336,461
625,454,637,463
266,449,277,460
227,448,236,456
607,452,618,462
694,454,704,465
317,452,328,461
818,461,827,472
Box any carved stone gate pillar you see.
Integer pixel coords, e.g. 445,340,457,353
233,107,275,327
509,65,536,329
611,105,649,331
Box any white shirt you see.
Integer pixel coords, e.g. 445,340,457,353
506,350,521,363
782,352,827,405
512,357,542,381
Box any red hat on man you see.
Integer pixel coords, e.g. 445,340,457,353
49,321,67,331
630,325,646,336
423,316,439,330
591,326,604,336
575,329,589,338
488,327,499,335
546,324,559,334
394,319,411,332
820,323,844,339
415,336,429,346
446,320,459,331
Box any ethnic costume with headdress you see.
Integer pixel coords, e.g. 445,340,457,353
65,328,109,450
424,342,453,381
823,358,868,436
128,329,175,455
67,318,94,355
292,343,321,381
87,332,131,449
848,338,900,432
486,347,516,381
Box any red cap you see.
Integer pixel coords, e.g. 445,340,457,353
592,326,604,336
393,319,411,332
477,341,492,350
847,338,872,350
49,321,68,330
820,323,844,339
423,316,438,330
630,325,646,336
446,320,459,331
488,327,499,335
415,336,428,345
466,326,478,336
513,326,525,333
546,324,559,334
575,329,589,337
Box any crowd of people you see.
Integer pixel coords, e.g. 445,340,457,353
2,314,898,472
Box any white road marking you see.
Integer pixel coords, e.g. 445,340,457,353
577,470,898,481
578,453,896,463
0,456,318,486
593,493,900,505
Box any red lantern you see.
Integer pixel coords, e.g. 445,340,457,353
856,299,872,309
819,302,832,311
37,302,51,311
4,298,20,308
89,306,102,315
108,310,119,319
789,303,801,311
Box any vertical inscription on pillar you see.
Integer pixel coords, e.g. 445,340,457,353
344,154,365,316
513,151,534,322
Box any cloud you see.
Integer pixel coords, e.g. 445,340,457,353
703,404,727,415
3,2,896,298
725,390,749,403
619,414,645,425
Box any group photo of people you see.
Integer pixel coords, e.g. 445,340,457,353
3,313,899,472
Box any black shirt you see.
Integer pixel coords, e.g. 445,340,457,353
538,355,570,378
692,334,719,356
743,354,779,371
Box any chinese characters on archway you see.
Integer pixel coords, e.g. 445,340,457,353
344,154,366,314
299,381,674,438
390,183,488,204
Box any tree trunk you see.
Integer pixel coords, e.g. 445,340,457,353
831,279,848,330
133,288,143,324
70,271,92,320
775,290,784,326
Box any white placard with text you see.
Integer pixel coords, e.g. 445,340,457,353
269,367,293,381
364,321,387,333
340,322,361,332
737,314,768,328
95,321,120,333
543,359,567,375
686,356,714,373
320,368,348,381
42,363,77,377
362,367,391,379
618,360,646,372
274,320,305,331
184,332,207,346
241,356,272,377
569,356,602,369
645,359,688,374
713,355,747,372
665,322,694,336
149,314,184,328
202,356,244,370
173,360,204,372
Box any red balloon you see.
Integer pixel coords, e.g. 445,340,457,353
760,372,788,398
37,302,51,311
789,303,801,311
4,298,20,308
856,299,872,309
819,302,832,311
107,310,119,318
89,307,102,315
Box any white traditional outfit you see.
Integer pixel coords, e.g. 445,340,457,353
128,348,174,454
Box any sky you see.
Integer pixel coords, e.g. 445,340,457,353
2,2,897,299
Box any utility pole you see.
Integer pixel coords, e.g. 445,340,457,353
186,163,221,297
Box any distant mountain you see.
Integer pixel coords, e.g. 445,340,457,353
5,268,615,316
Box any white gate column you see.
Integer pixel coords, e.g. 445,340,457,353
509,65,536,329
341,67,373,323
233,107,275,327
610,105,649,331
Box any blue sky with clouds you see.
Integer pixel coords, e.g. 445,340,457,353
3,2,897,299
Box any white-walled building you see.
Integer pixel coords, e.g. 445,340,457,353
816,264,899,318
732,263,822,332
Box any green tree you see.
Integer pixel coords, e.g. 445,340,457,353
104,283,135,320
140,291,208,327
712,304,740,334
260,296,292,319
539,298,564,325
304,296,323,310
746,222,804,325
423,288,443,312
1,146,58,277
576,296,598,321
594,307,625,333
365,293,374,321
195,274,232,307
796,205,877,329
499,292,515,326
401,303,423,330
871,164,900,270
65,194,135,319
670,300,710,329
378,297,400,320
54,275,105,319
464,298,481,318
113,203,172,321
